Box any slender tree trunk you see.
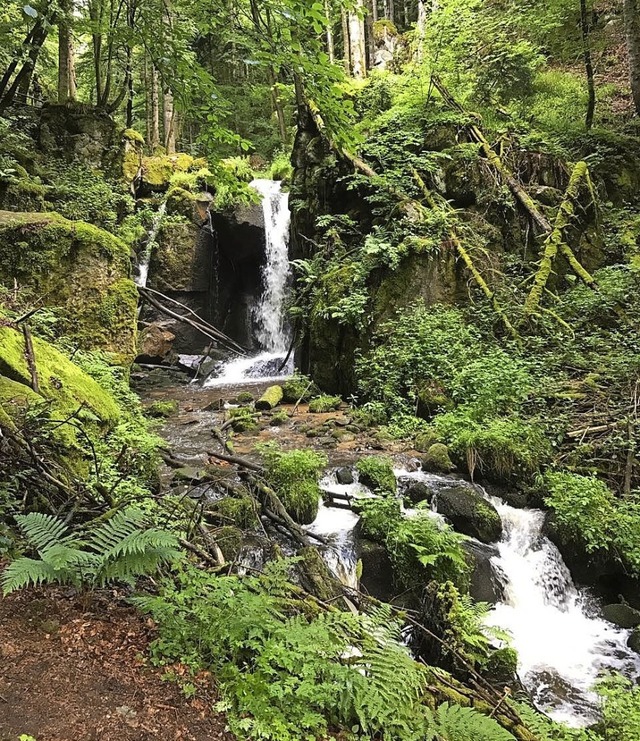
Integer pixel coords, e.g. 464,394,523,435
150,66,160,149
624,0,640,115
0,22,48,110
349,0,367,78
365,0,375,68
580,0,596,129
269,67,288,145
416,0,427,61
324,0,335,62
164,87,176,153
57,0,75,103
0,23,38,101
403,0,409,28
341,9,351,73
372,0,378,22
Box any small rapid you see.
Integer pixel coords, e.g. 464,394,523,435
205,179,293,386
303,465,640,725
135,201,166,288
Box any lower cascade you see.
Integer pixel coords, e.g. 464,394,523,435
309,467,640,726
206,178,293,386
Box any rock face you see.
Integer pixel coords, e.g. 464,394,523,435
462,539,506,603
357,537,394,601
0,211,137,360
137,324,176,363
435,483,502,544
602,603,640,629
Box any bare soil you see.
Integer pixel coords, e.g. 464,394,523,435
0,587,234,741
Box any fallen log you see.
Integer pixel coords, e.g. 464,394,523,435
256,385,284,411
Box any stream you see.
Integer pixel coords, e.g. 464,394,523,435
137,177,640,727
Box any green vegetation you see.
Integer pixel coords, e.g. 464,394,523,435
356,456,397,494
308,394,342,412
259,444,327,525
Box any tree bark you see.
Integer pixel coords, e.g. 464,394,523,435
0,21,49,110
348,1,367,79
163,87,176,153
580,0,596,129
415,0,427,61
150,66,160,149
57,0,76,103
341,9,351,73
624,0,640,115
324,0,335,62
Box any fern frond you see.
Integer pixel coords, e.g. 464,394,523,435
15,512,78,553
1,557,78,594
434,702,517,741
88,507,146,553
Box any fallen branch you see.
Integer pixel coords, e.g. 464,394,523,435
138,286,246,356
207,449,263,472
22,323,40,394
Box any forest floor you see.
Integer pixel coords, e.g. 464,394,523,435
0,587,233,741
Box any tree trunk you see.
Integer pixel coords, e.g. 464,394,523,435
269,67,288,146
57,0,76,103
624,0,640,115
415,0,427,61
348,1,367,79
365,0,375,68
324,0,335,62
372,0,378,22
150,66,160,149
341,9,351,73
0,20,49,110
580,0,596,129
164,87,176,153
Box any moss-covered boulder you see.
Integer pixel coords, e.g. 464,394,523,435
0,326,120,424
423,443,455,473
147,218,208,292
435,483,502,544
256,385,284,410
356,456,396,494
0,211,137,360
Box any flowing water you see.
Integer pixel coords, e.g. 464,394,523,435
206,179,293,386
305,466,640,725
135,201,167,288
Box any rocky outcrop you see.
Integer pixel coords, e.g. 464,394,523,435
463,539,506,603
137,324,176,363
0,211,137,360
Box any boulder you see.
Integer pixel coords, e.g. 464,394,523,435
627,627,640,654
602,603,640,629
404,481,432,505
422,443,455,473
463,539,506,603
336,467,354,485
357,538,394,601
137,324,176,362
0,211,137,360
435,483,502,544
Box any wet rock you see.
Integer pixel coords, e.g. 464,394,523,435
463,539,506,603
602,603,640,629
173,466,206,483
336,467,354,485
404,482,432,505
357,538,394,601
627,627,640,654
435,484,502,544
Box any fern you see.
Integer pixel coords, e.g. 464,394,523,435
433,702,517,741
1,507,183,595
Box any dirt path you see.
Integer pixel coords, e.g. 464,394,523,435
0,588,233,741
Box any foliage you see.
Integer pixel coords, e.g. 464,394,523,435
596,674,640,741
258,444,327,525
136,563,512,740
356,456,397,494
2,508,183,594
308,394,342,412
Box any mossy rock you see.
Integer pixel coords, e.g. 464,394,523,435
140,153,197,191
602,603,640,629
414,429,440,453
423,443,455,473
282,374,319,403
145,400,178,418
0,326,119,424
435,484,502,544
308,394,341,413
0,375,42,432
0,175,47,212
485,647,518,685
215,526,244,562
0,211,137,359
147,219,206,292
356,456,396,494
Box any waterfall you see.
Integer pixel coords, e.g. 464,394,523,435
304,465,640,725
485,495,640,725
206,178,293,386
135,201,166,288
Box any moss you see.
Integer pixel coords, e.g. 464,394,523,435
0,375,41,432
485,647,518,683
270,410,289,426
148,219,201,291
356,456,396,494
282,374,318,403
256,385,284,410
0,211,136,358
236,391,254,404
142,153,196,190
216,526,244,561
423,443,455,473
165,186,199,220
0,326,120,424
229,407,259,432
124,128,145,145
414,429,439,453
308,394,341,413
145,400,178,418
2,176,47,212
373,19,398,38
211,496,259,529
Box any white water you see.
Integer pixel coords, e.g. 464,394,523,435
206,179,293,386
305,465,640,725
485,496,640,724
135,201,166,288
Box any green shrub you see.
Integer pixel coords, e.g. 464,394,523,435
259,444,327,524
596,674,640,741
282,373,318,403
308,394,342,413
268,152,293,183
270,410,289,426
229,407,259,432
356,456,396,494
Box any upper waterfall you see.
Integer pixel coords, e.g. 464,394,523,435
251,178,292,353
205,178,293,386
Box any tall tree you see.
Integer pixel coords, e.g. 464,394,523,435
624,0,640,115
57,0,76,102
